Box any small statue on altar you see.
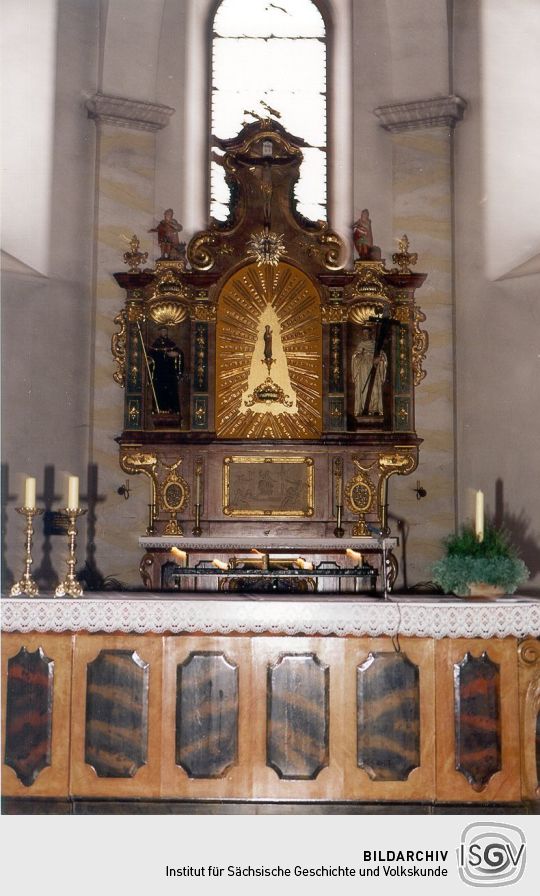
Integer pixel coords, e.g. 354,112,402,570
263,324,274,373
352,327,387,417
149,209,186,260
353,209,381,260
147,326,184,414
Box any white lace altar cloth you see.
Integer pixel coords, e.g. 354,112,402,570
2,594,539,639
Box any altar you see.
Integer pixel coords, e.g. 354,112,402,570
3,116,539,814
2,594,539,809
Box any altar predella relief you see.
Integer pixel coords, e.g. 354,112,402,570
112,117,428,587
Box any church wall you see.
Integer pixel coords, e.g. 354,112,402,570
453,0,540,593
352,1,456,589
1,0,99,589
386,129,455,589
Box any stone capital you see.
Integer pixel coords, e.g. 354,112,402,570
373,95,467,133
86,93,175,132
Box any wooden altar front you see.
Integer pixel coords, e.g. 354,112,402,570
2,596,539,809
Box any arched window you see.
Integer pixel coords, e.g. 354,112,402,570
210,0,328,223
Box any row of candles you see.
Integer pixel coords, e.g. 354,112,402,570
23,475,80,510
11,475,84,599
170,546,364,570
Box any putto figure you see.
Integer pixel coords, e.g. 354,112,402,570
149,209,185,260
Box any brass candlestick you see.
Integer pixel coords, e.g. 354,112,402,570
55,508,87,598
10,507,44,597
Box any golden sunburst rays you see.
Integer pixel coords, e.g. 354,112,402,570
216,262,322,438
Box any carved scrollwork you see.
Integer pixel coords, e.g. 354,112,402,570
351,261,391,299
160,470,189,513
111,309,127,387
377,451,417,475
190,302,217,322
120,451,158,474
150,265,190,300
412,306,429,385
518,640,540,666
317,230,344,271
187,232,220,271
321,303,348,323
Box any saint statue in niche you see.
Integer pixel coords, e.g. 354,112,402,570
149,209,186,260
352,327,387,417
147,326,184,415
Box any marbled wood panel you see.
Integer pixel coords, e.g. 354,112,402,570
267,653,329,780
4,648,54,787
454,651,501,791
357,651,420,781
176,652,238,778
2,634,72,798
85,650,149,778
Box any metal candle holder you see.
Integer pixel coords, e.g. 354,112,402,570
333,457,344,537
334,503,344,538
192,461,203,536
10,507,44,597
55,508,87,598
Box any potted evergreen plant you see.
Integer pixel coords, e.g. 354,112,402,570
432,524,529,597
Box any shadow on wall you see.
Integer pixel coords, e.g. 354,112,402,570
0,463,123,593
494,478,540,596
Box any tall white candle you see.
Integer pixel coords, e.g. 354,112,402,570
24,477,36,509
195,471,201,504
336,475,343,506
68,476,79,509
475,490,484,542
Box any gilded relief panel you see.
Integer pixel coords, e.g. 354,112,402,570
216,262,322,438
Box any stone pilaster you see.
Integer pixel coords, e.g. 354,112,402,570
374,96,467,587
88,94,175,585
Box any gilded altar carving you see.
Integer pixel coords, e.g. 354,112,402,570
223,455,314,517
190,302,217,322
160,470,189,513
216,261,322,439
377,451,417,475
148,301,188,326
350,261,391,299
412,306,429,385
348,302,388,325
111,309,127,387
123,234,148,273
392,234,418,274
247,230,286,267
321,303,348,324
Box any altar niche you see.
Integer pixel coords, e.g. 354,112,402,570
112,117,428,565
216,261,322,439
